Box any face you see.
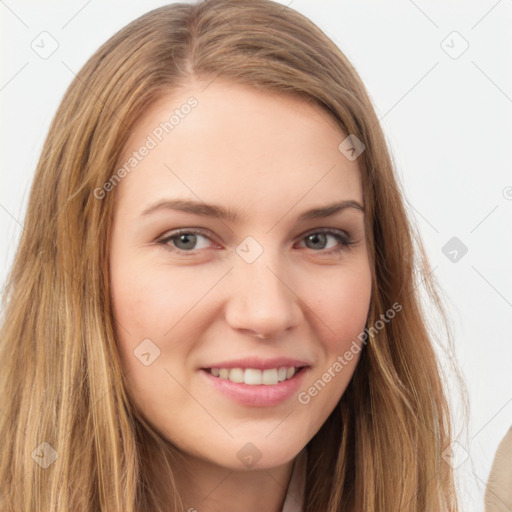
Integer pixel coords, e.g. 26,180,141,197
109,79,372,471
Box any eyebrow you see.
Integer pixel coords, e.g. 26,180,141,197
139,198,364,223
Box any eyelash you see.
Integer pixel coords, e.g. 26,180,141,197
156,228,355,256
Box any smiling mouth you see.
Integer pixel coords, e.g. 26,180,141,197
203,366,306,385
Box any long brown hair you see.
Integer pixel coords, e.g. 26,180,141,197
0,1,464,510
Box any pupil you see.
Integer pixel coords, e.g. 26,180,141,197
307,233,326,249
176,233,196,250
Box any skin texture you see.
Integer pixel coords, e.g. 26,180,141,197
109,78,372,512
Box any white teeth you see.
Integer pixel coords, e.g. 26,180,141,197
277,367,287,381
243,368,262,385
228,368,244,383
262,368,278,385
209,366,299,385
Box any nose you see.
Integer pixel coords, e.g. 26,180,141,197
224,248,303,339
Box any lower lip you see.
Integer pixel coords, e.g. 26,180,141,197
199,367,308,407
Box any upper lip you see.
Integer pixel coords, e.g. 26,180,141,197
201,357,311,370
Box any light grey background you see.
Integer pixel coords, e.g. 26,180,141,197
1,1,511,510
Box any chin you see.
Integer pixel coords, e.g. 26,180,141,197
205,438,304,471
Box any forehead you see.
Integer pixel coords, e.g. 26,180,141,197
114,79,363,217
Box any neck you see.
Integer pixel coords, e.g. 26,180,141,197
150,445,296,512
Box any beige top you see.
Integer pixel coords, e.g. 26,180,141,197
281,447,307,512
485,426,512,512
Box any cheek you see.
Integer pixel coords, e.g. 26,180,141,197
311,262,372,349
110,254,208,342
297,262,371,412
109,252,220,402
108,259,202,427
302,261,371,382
109,252,177,377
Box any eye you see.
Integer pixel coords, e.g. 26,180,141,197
156,228,354,256
296,229,354,255
157,229,214,254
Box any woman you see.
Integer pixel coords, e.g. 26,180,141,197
0,0,462,510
